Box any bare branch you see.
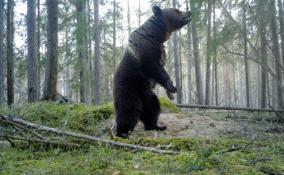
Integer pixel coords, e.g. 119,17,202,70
0,115,179,155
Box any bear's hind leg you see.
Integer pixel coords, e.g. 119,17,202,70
140,93,167,131
115,98,142,138
116,111,140,138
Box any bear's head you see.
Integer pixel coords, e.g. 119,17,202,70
152,5,191,33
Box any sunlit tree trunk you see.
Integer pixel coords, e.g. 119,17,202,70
0,0,4,105
6,0,14,106
27,0,39,102
43,0,58,100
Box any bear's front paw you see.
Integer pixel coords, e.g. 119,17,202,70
166,81,177,93
166,91,175,100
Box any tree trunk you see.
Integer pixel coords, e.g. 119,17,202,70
76,0,89,103
172,0,182,104
242,1,250,108
37,0,41,98
43,0,58,100
64,0,71,99
256,1,268,108
138,0,141,26
186,0,192,104
278,0,284,65
127,0,131,36
213,0,218,106
6,0,14,106
205,0,212,105
112,0,116,71
27,0,39,102
190,0,204,105
0,0,4,105
269,0,284,109
93,0,101,104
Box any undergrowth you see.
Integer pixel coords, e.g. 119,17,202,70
0,102,283,174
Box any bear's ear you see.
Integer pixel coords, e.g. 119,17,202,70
152,5,162,16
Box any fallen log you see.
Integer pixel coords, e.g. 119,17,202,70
0,134,80,148
176,104,284,112
0,115,178,155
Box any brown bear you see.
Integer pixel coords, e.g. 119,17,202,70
113,6,191,138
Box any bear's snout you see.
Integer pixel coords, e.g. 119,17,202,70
182,11,191,24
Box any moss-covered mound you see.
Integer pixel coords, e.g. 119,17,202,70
0,102,114,133
159,97,180,113
0,98,178,133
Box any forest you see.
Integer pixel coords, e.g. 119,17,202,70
0,0,284,174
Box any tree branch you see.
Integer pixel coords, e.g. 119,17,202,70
0,115,178,155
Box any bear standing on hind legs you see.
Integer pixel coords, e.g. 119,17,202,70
113,6,191,138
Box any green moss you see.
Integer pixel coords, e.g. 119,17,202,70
0,100,178,133
1,103,284,174
0,102,114,134
1,137,284,174
159,97,180,113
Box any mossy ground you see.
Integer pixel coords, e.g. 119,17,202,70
1,101,284,175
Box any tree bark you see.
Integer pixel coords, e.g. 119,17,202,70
186,0,192,104
6,0,14,106
127,0,131,36
278,0,284,66
172,0,182,104
37,0,41,98
256,1,268,108
93,0,101,104
43,0,58,100
213,0,218,106
190,0,204,105
269,0,284,109
27,0,39,102
138,0,141,27
0,0,4,105
242,1,250,108
205,0,212,105
76,0,89,103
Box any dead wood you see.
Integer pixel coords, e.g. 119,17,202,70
0,115,178,155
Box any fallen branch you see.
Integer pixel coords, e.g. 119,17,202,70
177,104,284,112
217,137,257,155
0,115,178,155
1,118,45,140
248,157,272,166
0,134,80,148
260,167,284,175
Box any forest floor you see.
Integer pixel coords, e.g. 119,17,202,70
99,111,283,140
1,102,284,175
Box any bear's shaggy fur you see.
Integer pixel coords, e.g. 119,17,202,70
113,6,191,138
